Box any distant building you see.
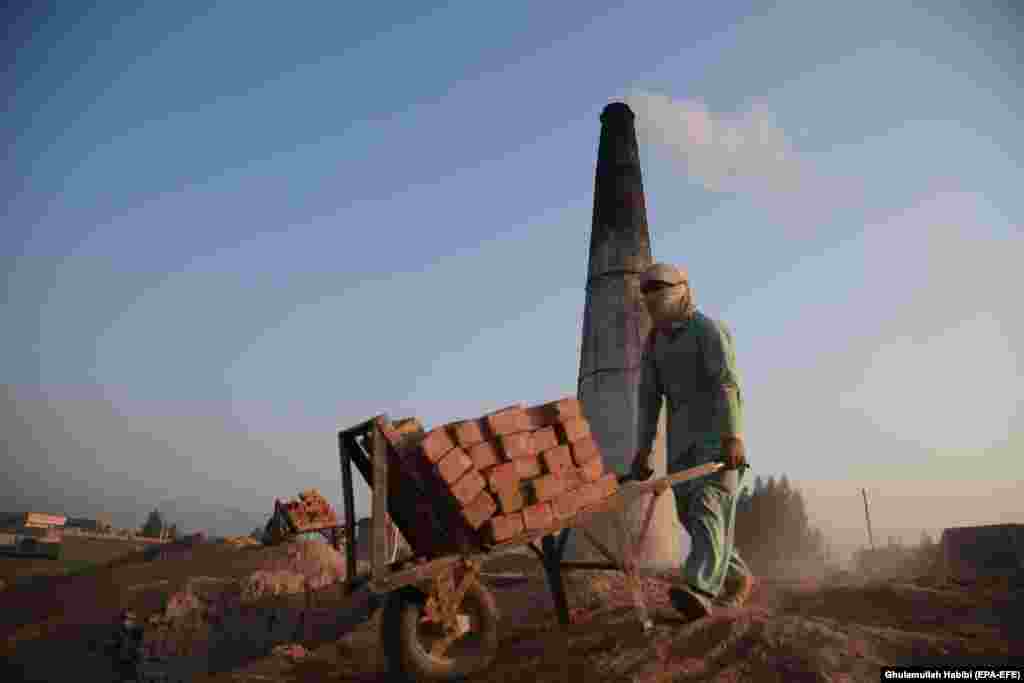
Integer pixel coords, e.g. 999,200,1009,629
0,512,65,559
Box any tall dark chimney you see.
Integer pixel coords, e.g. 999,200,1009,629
568,102,681,568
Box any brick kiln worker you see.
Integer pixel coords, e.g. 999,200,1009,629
629,262,756,620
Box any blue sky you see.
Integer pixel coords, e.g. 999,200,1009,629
4,0,1021,556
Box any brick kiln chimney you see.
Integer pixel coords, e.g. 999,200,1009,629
565,102,682,570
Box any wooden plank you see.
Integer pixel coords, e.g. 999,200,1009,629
560,561,619,572
337,432,358,593
347,434,374,488
580,528,622,567
372,421,389,582
615,462,725,503
542,534,571,626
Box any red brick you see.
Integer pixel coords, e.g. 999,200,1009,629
450,469,486,506
493,484,524,513
485,512,524,544
544,397,582,419
419,427,456,463
563,467,585,490
569,435,600,466
522,502,555,531
530,426,559,453
394,417,425,439
513,454,542,479
525,397,582,429
524,473,566,503
497,431,534,459
375,416,404,451
460,490,497,530
467,440,501,470
483,406,531,437
539,444,573,476
552,488,582,520
523,406,554,430
594,473,619,499
576,483,600,510
556,417,591,444
482,461,520,493
448,419,486,447
578,456,604,482
435,447,473,484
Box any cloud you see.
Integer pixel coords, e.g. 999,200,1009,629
625,91,805,194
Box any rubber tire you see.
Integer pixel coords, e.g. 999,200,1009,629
381,582,500,682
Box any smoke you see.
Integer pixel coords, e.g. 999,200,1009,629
625,91,805,195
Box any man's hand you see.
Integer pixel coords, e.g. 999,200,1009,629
721,435,747,469
629,450,654,481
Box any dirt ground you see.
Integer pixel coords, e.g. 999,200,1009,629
1,543,1020,682
0,534,159,585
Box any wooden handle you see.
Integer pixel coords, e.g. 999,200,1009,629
618,462,725,503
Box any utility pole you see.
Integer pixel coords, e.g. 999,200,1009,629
861,488,875,550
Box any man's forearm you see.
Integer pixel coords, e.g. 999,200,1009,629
713,385,743,436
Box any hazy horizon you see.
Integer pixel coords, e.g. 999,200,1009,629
4,1,1022,563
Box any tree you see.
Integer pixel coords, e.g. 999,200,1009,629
734,472,827,570
141,509,165,538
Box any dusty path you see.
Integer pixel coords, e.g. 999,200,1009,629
1,543,1020,682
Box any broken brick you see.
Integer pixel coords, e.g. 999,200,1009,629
569,435,600,466
522,502,555,531
467,440,501,470
539,444,573,476
450,469,486,507
497,431,534,459
494,484,524,513
556,417,591,444
530,426,559,453
460,490,497,530
483,461,520,493
448,419,486,447
578,456,604,482
435,447,473,485
419,427,456,463
483,406,531,437
524,473,566,503
513,454,543,479
485,512,525,544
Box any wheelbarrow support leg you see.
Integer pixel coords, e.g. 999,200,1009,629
542,529,573,626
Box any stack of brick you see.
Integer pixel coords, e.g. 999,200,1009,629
279,489,338,531
373,397,619,558
472,398,619,545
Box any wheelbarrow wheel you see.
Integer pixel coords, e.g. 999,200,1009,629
381,581,499,681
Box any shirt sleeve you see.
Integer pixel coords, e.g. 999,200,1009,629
700,318,744,436
636,333,663,457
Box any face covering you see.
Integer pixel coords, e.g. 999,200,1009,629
644,284,695,327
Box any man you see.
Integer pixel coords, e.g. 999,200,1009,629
629,262,755,621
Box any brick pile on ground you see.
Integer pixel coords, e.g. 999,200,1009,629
377,397,619,557
278,488,338,530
